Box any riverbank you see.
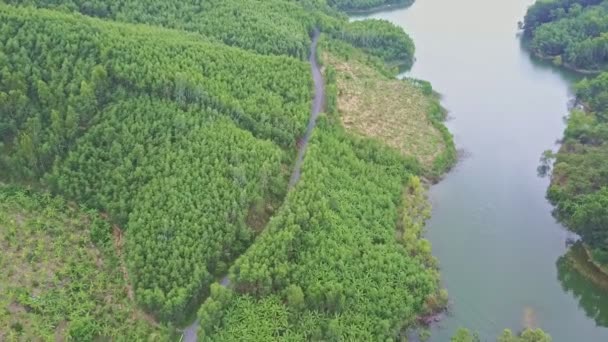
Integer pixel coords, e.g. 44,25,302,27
193,20,456,338
317,31,453,337
530,50,603,75
341,0,414,15
569,243,608,290
354,0,608,340
320,38,455,180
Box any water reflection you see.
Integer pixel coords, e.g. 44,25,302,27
557,243,608,327
517,36,584,85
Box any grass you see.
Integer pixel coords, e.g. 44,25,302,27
322,50,451,174
0,187,168,341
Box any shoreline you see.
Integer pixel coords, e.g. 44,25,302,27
579,244,608,287
531,50,603,75
344,0,414,15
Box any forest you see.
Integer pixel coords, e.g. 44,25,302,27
3,0,340,58
523,0,608,71
0,3,315,321
0,187,169,340
0,0,461,340
334,19,416,68
197,120,442,340
327,0,412,12
547,72,608,265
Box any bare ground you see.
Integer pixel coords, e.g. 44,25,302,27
324,52,446,169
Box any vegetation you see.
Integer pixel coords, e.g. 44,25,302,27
452,327,551,342
335,19,415,68
523,0,608,71
0,0,454,338
0,4,312,181
0,187,168,340
53,99,287,322
0,4,309,322
198,121,442,340
327,0,412,12
322,39,455,177
3,0,343,58
546,73,608,265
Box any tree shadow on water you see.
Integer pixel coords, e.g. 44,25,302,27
557,243,608,327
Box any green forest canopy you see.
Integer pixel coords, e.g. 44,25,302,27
0,0,455,339
197,120,440,340
335,19,416,68
548,72,608,264
4,0,341,58
523,0,608,70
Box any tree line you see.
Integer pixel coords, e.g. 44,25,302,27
4,0,343,58
334,19,415,68
547,72,608,265
327,0,412,12
524,0,608,71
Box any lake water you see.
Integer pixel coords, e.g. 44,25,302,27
354,0,608,340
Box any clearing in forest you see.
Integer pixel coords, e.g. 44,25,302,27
0,189,165,341
325,52,446,170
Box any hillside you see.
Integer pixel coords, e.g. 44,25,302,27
322,39,454,176
0,0,455,340
3,0,339,58
0,187,168,340
523,0,608,72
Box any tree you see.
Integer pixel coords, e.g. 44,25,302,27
285,284,305,309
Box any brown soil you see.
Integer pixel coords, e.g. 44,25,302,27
324,52,446,169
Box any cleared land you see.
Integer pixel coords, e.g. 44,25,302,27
324,52,446,170
0,189,165,341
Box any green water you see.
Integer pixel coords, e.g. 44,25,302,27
353,0,608,340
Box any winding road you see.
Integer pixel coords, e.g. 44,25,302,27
181,29,324,342
289,29,325,188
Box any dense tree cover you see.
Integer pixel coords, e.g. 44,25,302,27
0,0,451,337
335,19,415,68
51,98,287,321
523,0,608,70
0,4,311,180
0,4,309,322
451,327,551,342
523,0,603,35
197,119,441,340
327,0,412,12
548,73,608,264
4,0,343,58
0,187,168,340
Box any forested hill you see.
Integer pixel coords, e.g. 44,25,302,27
3,0,339,58
523,0,608,71
547,73,608,267
0,3,311,322
0,0,454,340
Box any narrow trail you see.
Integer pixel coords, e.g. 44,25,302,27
181,29,324,342
289,29,325,188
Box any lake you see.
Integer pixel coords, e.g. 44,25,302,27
354,0,608,340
